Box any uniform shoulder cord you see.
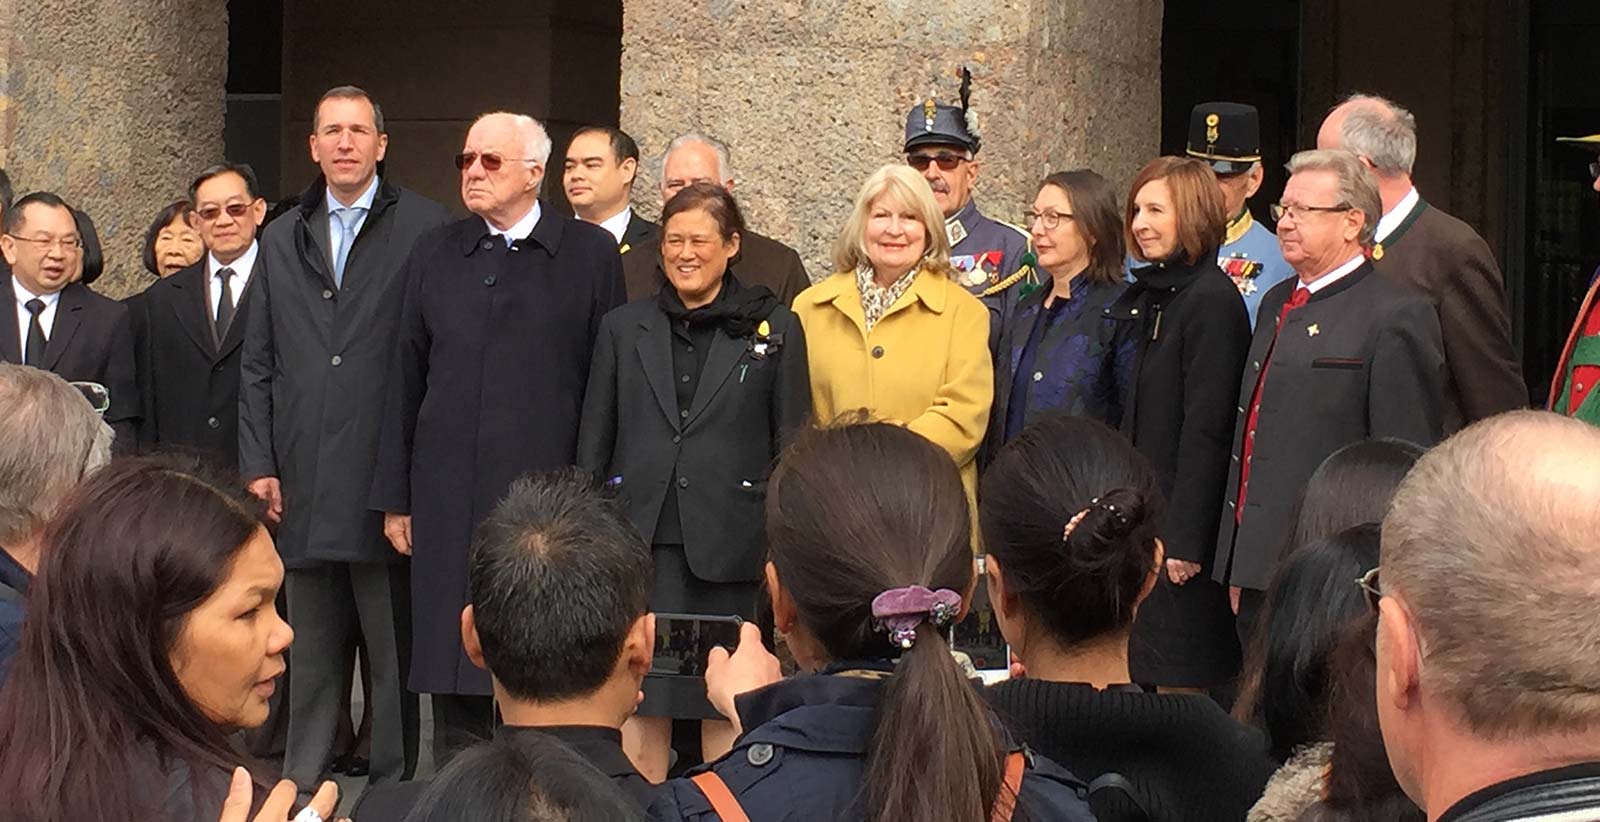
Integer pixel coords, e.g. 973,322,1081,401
689,750,1027,822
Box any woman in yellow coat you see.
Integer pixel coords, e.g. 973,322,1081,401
794,164,994,503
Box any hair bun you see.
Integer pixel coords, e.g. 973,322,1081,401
1062,487,1151,570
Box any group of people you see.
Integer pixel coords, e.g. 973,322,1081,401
0,71,1597,822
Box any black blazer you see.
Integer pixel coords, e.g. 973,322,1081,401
576,282,810,583
624,227,812,305
619,210,658,255
134,259,256,472
1213,262,1446,591
1,275,138,448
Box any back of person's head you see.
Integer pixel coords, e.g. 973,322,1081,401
405,733,642,822
1239,523,1380,761
1287,438,1425,554
468,467,651,703
0,365,112,549
1382,411,1600,741
0,458,270,822
72,207,104,286
979,415,1164,648
766,420,1005,822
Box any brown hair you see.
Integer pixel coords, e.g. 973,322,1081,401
766,421,1007,822
1124,156,1227,265
1039,170,1126,286
658,181,746,244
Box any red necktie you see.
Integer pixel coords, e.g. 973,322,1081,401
1236,286,1310,523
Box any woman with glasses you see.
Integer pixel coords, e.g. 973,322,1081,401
794,164,992,509
986,170,1136,459
1107,157,1251,693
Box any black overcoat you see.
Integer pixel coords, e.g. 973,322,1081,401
371,209,626,694
576,278,810,583
1,275,138,447
1213,262,1445,591
239,177,451,566
135,259,258,472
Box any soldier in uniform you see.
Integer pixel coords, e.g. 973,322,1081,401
1548,131,1600,425
1186,102,1294,328
902,69,1034,351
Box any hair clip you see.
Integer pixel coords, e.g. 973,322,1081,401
870,585,963,649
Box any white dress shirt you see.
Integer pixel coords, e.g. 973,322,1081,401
328,175,379,264
207,241,259,322
1374,186,1420,244
1302,253,1366,295
484,201,542,247
12,279,61,361
596,206,633,244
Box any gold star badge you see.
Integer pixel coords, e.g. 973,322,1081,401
1308,324,1320,337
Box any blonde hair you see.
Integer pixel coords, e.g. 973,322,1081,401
831,164,954,278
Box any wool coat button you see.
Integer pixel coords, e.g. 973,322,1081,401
322,289,334,300
331,355,342,366
871,346,884,358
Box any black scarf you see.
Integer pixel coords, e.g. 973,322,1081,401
657,270,780,338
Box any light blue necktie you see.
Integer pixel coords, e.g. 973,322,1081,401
332,206,365,287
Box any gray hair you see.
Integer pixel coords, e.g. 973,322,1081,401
313,85,385,133
1382,411,1600,738
0,366,112,546
1337,93,1418,176
660,132,733,182
472,112,554,168
1285,149,1383,247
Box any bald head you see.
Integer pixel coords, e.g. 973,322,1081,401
1317,94,1418,178
1382,411,1600,737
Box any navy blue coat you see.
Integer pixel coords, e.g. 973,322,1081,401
646,670,1095,822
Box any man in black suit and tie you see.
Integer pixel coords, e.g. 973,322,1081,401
1213,149,1447,644
0,192,137,447
563,125,658,258
135,162,265,471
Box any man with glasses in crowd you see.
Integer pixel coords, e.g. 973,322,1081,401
1547,132,1600,426
372,111,626,763
902,71,1032,351
1212,149,1447,644
0,192,138,448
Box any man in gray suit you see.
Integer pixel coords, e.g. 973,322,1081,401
240,85,450,789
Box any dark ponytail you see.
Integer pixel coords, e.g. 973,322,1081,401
767,421,1007,822
979,415,1164,645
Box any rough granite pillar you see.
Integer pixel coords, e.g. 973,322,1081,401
0,0,227,298
621,0,1163,280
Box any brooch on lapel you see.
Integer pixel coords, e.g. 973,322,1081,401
750,319,784,360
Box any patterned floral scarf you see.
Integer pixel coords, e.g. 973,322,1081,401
855,264,919,333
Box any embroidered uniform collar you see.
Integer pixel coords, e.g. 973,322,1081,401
1224,207,1255,246
946,198,980,247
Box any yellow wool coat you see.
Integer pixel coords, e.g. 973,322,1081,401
793,269,995,504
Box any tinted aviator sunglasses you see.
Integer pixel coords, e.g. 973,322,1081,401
195,203,255,222
907,153,969,172
454,152,538,172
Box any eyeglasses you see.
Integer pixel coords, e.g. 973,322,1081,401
4,234,83,253
1271,202,1354,222
1024,211,1075,231
1356,567,1383,612
69,381,110,416
194,202,256,222
455,152,538,172
907,153,969,172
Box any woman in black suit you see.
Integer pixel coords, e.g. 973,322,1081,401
577,182,810,780
1107,156,1251,692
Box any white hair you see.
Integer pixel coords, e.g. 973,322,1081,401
661,132,733,182
0,365,110,546
1286,149,1383,247
474,111,553,167
1337,93,1418,176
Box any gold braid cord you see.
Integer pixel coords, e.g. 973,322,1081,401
980,263,1036,297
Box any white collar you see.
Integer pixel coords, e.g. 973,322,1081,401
10,278,62,307
327,175,379,212
208,240,259,277
1301,253,1365,294
484,201,542,244
1374,187,1420,243
595,206,633,244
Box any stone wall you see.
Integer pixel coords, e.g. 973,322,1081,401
620,0,1164,280
0,0,227,298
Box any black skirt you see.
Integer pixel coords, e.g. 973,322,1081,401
640,543,760,720
1128,574,1242,689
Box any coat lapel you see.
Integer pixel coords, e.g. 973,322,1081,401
42,285,85,370
0,276,20,362
169,264,217,358
635,313,681,431
685,326,747,426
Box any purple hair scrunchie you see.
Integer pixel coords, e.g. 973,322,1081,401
870,585,964,649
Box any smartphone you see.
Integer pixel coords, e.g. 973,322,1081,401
651,612,744,677
952,559,1011,682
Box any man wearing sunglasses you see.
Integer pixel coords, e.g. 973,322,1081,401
0,192,138,450
1547,132,1600,427
901,73,1032,352
373,111,626,763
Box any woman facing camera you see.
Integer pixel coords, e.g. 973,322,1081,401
577,181,809,780
142,200,205,278
647,422,1094,822
1109,156,1252,692
0,459,329,822
982,415,1275,821
794,164,993,505
989,170,1135,452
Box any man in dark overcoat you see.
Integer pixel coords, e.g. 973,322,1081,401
241,86,451,787
1213,149,1447,645
371,111,626,761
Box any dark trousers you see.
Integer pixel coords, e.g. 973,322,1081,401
1235,587,1268,653
283,562,417,787
431,693,496,768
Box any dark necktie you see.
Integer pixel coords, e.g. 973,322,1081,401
1235,286,1311,522
215,267,236,342
23,298,46,368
